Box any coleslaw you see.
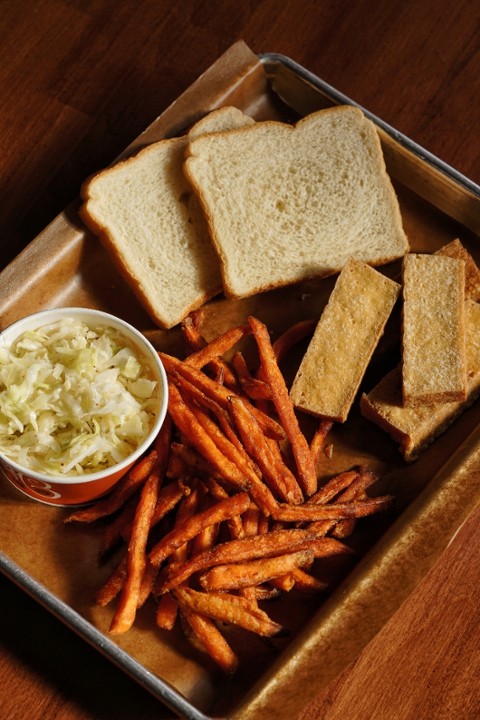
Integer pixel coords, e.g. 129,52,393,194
0,318,161,476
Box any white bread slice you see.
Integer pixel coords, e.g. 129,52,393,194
360,300,480,461
79,106,253,329
290,259,400,423
184,106,409,299
188,105,254,139
436,238,480,301
402,253,467,406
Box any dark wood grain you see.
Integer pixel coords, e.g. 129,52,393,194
0,1,479,718
1,0,479,273
298,503,480,720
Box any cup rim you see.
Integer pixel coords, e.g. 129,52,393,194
0,307,168,486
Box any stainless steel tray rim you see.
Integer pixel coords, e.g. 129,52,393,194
0,552,212,720
259,51,480,200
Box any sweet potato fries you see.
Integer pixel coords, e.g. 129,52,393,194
65,314,393,673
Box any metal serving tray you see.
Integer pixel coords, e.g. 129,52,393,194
1,41,479,720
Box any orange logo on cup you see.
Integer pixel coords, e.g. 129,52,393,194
0,461,62,501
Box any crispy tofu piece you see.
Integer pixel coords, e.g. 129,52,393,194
436,238,480,302
402,254,467,407
361,300,480,461
290,258,400,423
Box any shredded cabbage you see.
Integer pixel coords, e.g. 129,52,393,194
0,318,160,476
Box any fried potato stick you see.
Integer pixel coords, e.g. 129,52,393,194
64,449,158,523
167,441,217,479
109,467,161,633
181,315,238,387
159,352,285,441
157,529,350,593
269,538,354,593
171,372,259,463
156,591,179,631
166,383,252,493
330,474,373,538
109,418,172,634
286,568,328,593
150,481,189,530
237,505,272,600
241,504,262,537
248,316,317,497
273,495,393,522
181,607,239,674
227,395,303,504
171,481,204,561
202,477,245,540
191,496,220,557
174,587,285,637
181,314,206,352
188,406,258,488
148,491,251,568
186,325,250,368
155,484,204,630
242,586,281,601
308,468,379,535
332,515,359,539
96,553,127,607
310,419,334,467
199,549,315,591
231,351,272,400
100,495,139,555
178,378,278,507
101,479,186,555
142,490,250,604
270,573,296,592
172,384,278,516
141,482,205,607
309,469,361,505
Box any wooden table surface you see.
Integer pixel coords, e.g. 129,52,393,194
0,1,479,718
